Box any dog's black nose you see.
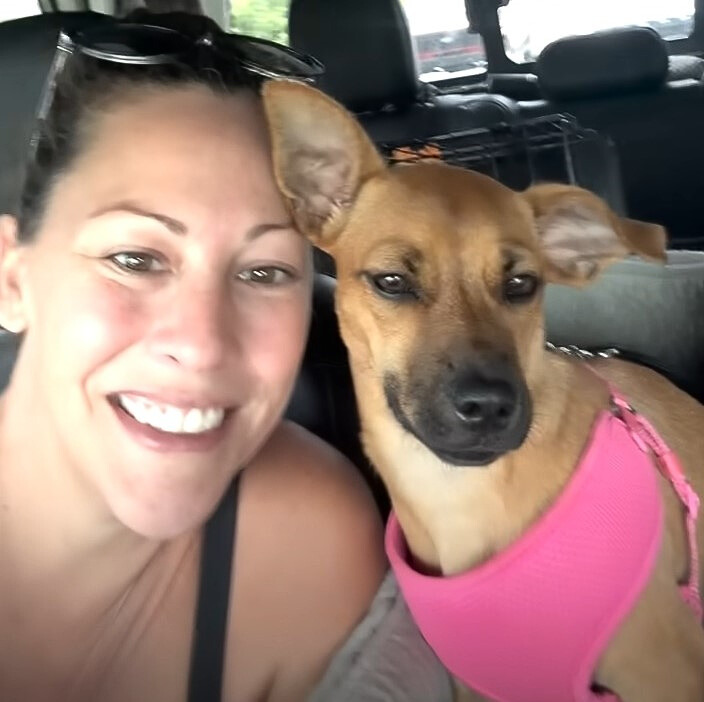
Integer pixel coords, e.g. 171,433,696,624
451,375,519,432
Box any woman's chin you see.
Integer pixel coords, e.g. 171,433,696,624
105,472,236,540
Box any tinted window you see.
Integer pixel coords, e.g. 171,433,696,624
499,0,695,63
231,0,290,45
403,0,487,80
0,0,40,23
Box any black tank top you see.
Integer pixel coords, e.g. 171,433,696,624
187,475,241,702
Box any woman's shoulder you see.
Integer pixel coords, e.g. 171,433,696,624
224,421,387,702
246,420,380,514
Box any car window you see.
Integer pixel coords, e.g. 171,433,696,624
402,0,487,81
0,0,40,23
230,0,486,83
499,0,695,63
231,0,290,45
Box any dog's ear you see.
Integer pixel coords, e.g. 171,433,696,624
523,183,667,285
262,80,385,251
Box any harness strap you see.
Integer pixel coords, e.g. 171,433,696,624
581,380,700,702
610,391,702,621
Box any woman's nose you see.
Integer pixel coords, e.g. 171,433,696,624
147,282,234,371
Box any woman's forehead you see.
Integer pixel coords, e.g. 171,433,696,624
86,85,270,167
52,85,286,227
35,84,288,239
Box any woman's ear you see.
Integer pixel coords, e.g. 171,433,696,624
0,216,29,334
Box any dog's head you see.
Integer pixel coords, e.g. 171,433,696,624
263,81,666,466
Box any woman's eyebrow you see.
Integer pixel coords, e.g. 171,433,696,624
88,203,294,241
245,222,296,241
88,202,187,235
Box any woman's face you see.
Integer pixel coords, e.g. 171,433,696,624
0,85,311,537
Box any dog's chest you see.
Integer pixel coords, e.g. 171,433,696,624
386,410,668,702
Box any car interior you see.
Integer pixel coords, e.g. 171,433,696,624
0,0,703,515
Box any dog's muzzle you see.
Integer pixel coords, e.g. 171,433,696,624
384,361,532,466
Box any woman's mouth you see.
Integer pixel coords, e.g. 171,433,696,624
116,393,225,434
109,393,234,453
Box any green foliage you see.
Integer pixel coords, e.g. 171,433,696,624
230,0,290,45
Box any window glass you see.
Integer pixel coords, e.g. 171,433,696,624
230,0,290,45
499,0,695,64
0,0,40,23
229,0,487,82
402,0,487,81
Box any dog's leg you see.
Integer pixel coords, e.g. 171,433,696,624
595,575,704,702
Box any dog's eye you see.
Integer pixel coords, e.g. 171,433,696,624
369,273,417,300
503,273,540,303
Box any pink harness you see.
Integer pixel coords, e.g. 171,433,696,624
386,389,701,702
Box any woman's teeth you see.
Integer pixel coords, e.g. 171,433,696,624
117,394,225,434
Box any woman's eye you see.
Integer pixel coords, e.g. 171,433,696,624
108,252,165,274
237,266,294,286
503,273,540,303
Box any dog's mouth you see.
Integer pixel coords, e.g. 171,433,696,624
428,446,504,467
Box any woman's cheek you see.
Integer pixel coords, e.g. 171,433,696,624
244,295,310,380
50,277,147,359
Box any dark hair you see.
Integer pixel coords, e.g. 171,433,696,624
18,12,262,242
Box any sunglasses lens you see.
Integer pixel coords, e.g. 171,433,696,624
69,23,322,78
73,25,191,64
223,36,324,78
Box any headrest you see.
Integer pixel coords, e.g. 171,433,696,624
0,12,113,216
289,0,418,112
536,27,668,102
359,93,520,145
487,73,541,101
668,54,704,82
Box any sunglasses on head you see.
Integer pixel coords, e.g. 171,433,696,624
66,21,324,79
28,19,324,160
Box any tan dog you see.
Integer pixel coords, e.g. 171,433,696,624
262,80,704,701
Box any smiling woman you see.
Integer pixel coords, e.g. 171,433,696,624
0,9,450,702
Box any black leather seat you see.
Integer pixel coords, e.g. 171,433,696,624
289,0,520,146
490,56,704,103
284,274,370,481
0,11,114,217
535,27,670,102
519,27,704,246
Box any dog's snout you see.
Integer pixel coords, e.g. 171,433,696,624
412,360,533,465
384,357,532,467
451,377,518,432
